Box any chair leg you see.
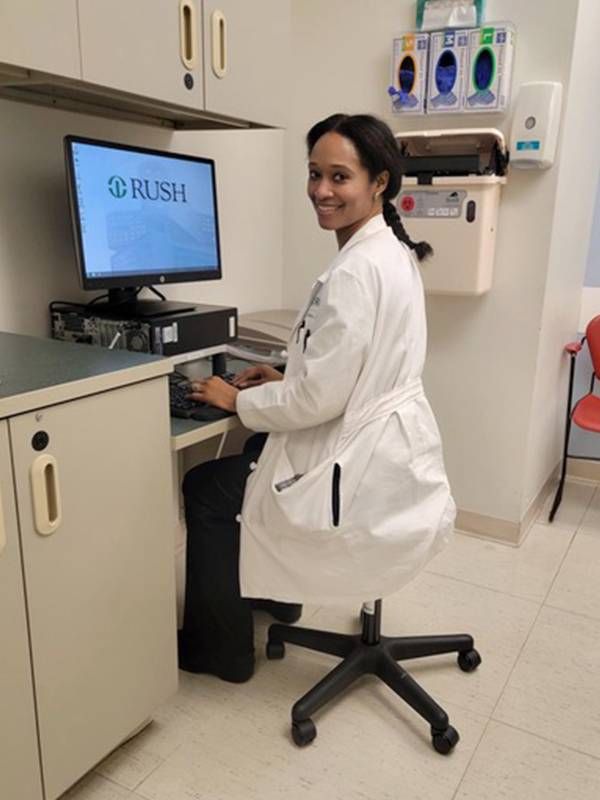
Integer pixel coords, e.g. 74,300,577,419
386,633,474,661
268,623,358,659
549,413,572,523
376,650,449,732
291,648,366,722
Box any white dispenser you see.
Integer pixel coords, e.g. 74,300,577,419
395,129,508,295
510,81,563,169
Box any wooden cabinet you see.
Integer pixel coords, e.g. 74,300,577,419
0,331,178,800
202,0,289,127
78,0,204,110
0,421,44,800
0,0,80,78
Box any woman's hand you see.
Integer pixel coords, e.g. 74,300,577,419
232,364,284,389
187,377,239,412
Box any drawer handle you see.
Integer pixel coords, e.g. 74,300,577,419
0,487,6,555
180,0,198,70
211,9,228,78
31,455,62,536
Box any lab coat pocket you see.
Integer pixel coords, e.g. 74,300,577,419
266,420,388,539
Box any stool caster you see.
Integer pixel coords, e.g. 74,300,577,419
266,640,285,660
292,718,316,747
458,649,482,672
431,725,459,755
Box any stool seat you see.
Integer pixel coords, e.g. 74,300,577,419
266,598,480,754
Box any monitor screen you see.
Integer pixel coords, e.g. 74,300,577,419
65,136,222,290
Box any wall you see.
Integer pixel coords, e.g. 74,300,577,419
0,99,284,337
522,0,600,509
285,0,593,536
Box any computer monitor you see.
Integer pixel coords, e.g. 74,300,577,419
64,135,222,316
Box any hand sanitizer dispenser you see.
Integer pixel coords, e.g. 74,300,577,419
510,82,563,169
395,129,508,295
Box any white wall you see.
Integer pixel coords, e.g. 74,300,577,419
284,0,590,530
0,99,284,337
522,0,600,513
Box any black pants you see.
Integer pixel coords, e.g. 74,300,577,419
179,433,268,672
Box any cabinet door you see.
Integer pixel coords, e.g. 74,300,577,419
203,0,289,127
0,0,80,77
0,421,44,800
78,0,204,109
10,379,177,800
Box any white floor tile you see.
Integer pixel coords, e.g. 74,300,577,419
301,572,540,717
494,605,600,758
536,479,596,531
579,487,600,537
426,524,573,602
134,691,487,800
546,532,600,620
61,773,133,799
455,720,600,800
94,740,163,792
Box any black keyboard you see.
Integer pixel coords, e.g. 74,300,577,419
169,372,236,421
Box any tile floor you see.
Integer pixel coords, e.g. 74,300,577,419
62,479,600,800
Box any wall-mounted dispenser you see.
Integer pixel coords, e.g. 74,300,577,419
389,32,430,114
395,129,508,295
510,81,563,169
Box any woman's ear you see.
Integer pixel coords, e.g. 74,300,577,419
376,170,390,195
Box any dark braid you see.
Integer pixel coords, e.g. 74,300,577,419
383,200,433,261
306,113,433,262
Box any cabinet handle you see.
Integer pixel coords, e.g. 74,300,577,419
0,486,6,555
30,455,62,536
211,9,228,78
179,0,198,70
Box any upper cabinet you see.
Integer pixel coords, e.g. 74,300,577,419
202,0,289,128
78,0,204,110
0,0,80,78
0,0,289,128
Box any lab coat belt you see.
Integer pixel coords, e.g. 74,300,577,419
341,378,424,437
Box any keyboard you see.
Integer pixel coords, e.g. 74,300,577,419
169,372,237,421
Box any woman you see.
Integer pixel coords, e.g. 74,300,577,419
178,114,455,683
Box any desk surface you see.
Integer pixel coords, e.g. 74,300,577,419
0,332,171,419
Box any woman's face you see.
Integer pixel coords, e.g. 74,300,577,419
307,131,386,248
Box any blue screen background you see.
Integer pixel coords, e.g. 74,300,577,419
70,142,219,279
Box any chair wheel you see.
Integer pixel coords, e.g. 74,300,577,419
266,640,285,659
458,649,482,672
292,718,316,747
432,725,459,755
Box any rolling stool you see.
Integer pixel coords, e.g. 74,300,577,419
266,598,481,754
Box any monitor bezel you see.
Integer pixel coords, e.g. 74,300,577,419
64,134,223,291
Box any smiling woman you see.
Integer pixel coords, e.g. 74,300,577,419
178,113,451,686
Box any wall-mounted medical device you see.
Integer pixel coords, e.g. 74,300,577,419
510,82,563,169
396,129,508,295
389,32,430,114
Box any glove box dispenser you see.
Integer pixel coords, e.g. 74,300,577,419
395,129,508,295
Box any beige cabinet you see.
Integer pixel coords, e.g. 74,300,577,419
0,422,44,800
202,0,289,126
78,0,204,109
0,0,80,78
4,377,177,800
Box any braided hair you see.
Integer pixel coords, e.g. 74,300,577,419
306,114,433,261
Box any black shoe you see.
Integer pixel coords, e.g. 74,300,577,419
177,632,254,683
250,599,302,624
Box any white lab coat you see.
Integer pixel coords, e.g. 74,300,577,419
236,215,455,604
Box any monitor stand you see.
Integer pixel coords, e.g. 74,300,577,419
94,288,196,319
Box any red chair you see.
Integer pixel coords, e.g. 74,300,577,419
549,314,600,522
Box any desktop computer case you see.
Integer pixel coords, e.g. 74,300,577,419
51,304,237,356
